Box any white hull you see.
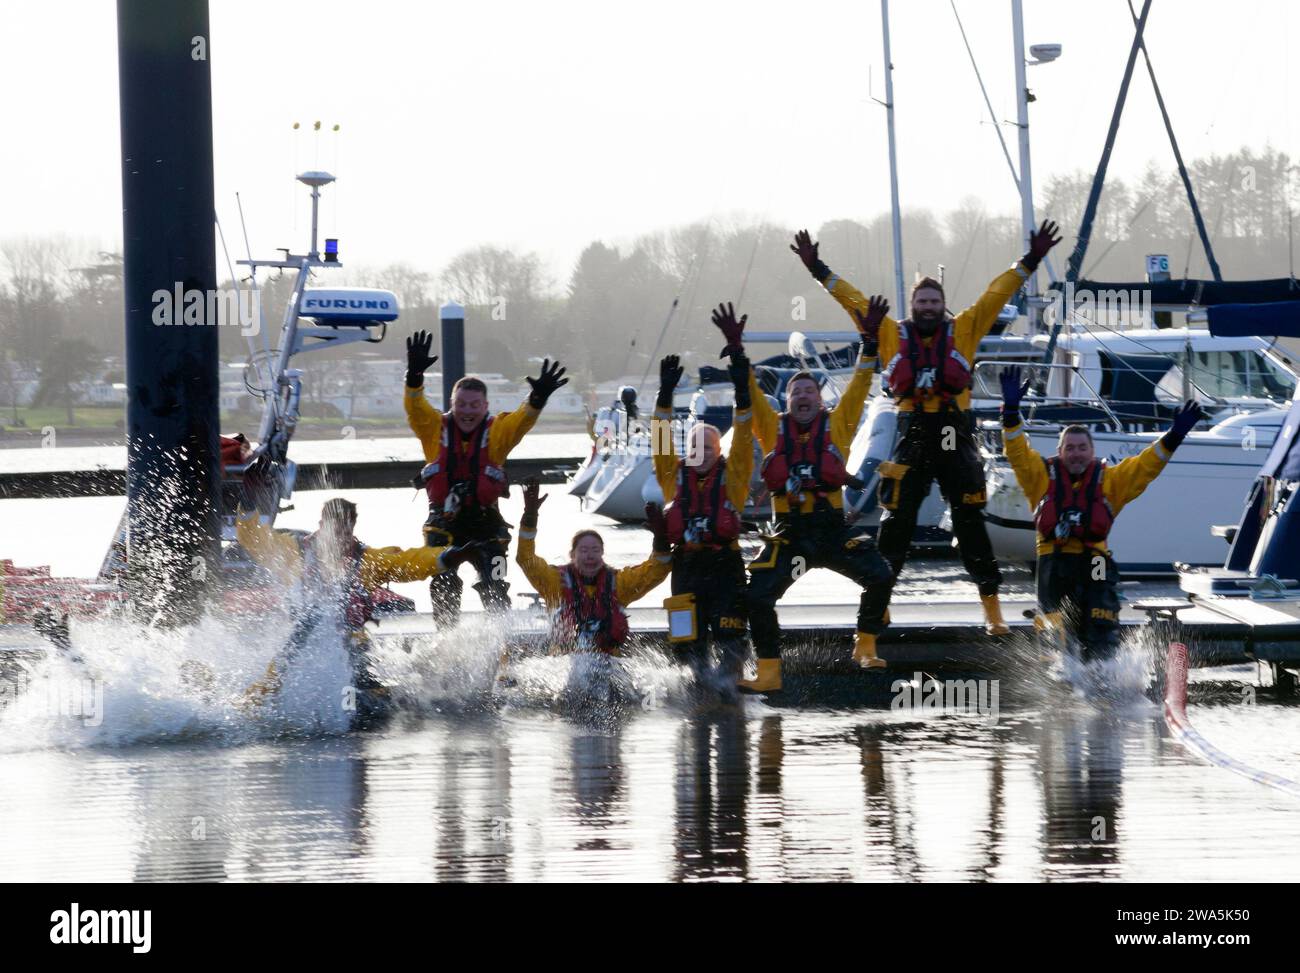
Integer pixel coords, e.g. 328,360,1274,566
581,452,656,523
567,448,601,498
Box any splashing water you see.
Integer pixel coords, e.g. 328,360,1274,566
0,595,368,751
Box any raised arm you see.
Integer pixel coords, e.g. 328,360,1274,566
404,330,443,462
235,510,303,584
960,220,1062,343
725,351,755,509
486,399,541,465
1102,401,1200,513
651,355,684,500
515,480,563,606
998,366,1049,506
829,295,885,442
613,549,674,606
792,229,901,364
710,301,778,452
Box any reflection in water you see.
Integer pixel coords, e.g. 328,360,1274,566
673,713,749,881
2,681,1298,882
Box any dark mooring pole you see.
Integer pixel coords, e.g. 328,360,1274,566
117,0,220,622
440,301,466,410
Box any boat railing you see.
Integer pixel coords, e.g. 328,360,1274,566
971,360,1124,430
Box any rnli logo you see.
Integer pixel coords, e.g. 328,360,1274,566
1090,608,1117,621
719,616,745,630
915,366,938,389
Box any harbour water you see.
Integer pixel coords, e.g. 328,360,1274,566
1,486,1298,882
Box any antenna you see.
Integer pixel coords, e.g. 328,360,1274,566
296,170,336,261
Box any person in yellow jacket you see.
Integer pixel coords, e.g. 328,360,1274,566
403,329,568,625
791,221,1063,658
650,334,754,684
712,301,892,692
234,489,482,711
998,365,1203,659
515,480,672,655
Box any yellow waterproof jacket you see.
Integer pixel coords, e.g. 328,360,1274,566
405,383,540,468
821,262,1031,413
1002,420,1172,556
236,511,449,588
651,403,755,532
515,529,672,612
747,350,877,514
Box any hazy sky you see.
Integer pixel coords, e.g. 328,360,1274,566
2,0,1296,290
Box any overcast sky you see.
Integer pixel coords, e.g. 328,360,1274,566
1,0,1296,289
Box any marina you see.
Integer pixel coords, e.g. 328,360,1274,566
1,0,1298,925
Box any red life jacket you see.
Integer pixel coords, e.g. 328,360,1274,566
220,435,248,473
301,533,373,629
423,414,508,513
1033,457,1115,548
554,564,629,652
760,410,849,500
883,318,972,405
665,457,741,548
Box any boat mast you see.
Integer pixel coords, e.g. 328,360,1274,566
879,0,906,315
1011,0,1038,327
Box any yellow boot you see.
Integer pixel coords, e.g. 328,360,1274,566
1034,611,1067,660
981,593,1011,636
239,659,282,711
852,631,887,669
738,658,782,694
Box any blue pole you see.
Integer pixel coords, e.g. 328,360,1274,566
117,0,220,620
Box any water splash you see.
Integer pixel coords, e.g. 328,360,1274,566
0,599,359,751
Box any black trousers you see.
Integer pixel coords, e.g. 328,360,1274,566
671,546,749,673
424,506,512,624
862,410,1002,632
746,506,892,659
1037,551,1121,660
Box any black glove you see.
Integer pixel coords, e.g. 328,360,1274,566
239,452,278,517
527,358,568,409
405,330,437,388
1161,400,1204,452
520,478,547,527
711,302,748,359
1021,219,1062,273
645,502,670,553
853,295,888,349
729,351,751,411
791,229,830,282
999,365,1031,426
657,355,683,410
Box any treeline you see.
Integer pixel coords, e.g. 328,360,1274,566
2,145,1297,400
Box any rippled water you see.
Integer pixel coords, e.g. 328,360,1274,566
2,490,1298,882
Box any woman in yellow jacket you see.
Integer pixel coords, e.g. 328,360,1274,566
998,365,1202,659
514,481,672,655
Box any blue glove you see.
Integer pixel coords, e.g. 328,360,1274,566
1162,400,1204,451
999,366,1030,423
